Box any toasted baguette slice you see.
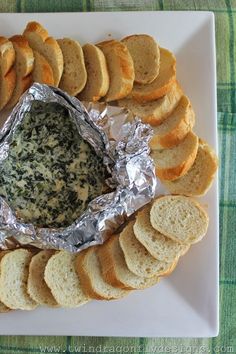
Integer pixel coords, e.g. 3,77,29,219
121,34,160,84
150,195,209,244
32,50,54,85
0,249,37,310
23,21,63,86
44,251,89,308
76,246,129,300
151,131,198,180
9,36,33,77
57,38,87,96
27,250,58,307
78,43,109,101
0,37,15,75
150,95,195,149
0,37,16,110
133,205,189,261
0,252,11,313
6,35,34,108
117,82,182,125
131,47,176,103
97,40,134,101
98,235,160,290
162,140,218,196
119,221,177,278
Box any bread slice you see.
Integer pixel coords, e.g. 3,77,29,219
57,38,87,96
150,95,195,149
0,37,16,110
76,246,129,300
117,81,182,125
97,40,134,101
133,205,189,261
78,43,109,101
10,36,33,77
27,250,58,307
151,131,198,180
121,34,160,84
23,21,63,86
119,221,177,278
0,252,11,313
98,235,160,290
32,50,54,85
162,140,218,196
44,251,89,308
0,249,37,310
130,47,176,103
0,37,15,75
6,35,34,108
150,195,209,244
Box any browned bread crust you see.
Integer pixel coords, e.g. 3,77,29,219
97,40,134,101
130,47,176,103
23,21,63,86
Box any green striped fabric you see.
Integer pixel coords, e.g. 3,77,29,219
0,0,235,353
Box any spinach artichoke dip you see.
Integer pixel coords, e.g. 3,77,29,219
0,102,107,228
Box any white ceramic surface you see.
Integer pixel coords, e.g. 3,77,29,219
0,11,218,337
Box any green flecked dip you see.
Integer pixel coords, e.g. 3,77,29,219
0,102,107,228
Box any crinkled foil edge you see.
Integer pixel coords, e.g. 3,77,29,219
0,84,157,252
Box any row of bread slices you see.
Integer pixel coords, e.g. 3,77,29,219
114,42,218,196
0,21,166,109
0,21,98,110
0,195,209,312
0,21,152,110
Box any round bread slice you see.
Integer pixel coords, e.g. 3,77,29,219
23,21,63,86
27,250,58,307
149,95,195,149
117,81,182,125
133,205,189,261
98,235,160,290
44,251,89,308
119,221,177,278
151,131,199,180
150,195,209,244
162,140,218,196
97,40,134,101
130,47,176,103
7,35,34,108
0,249,37,310
32,50,54,85
75,246,130,300
121,34,160,84
57,38,87,96
78,43,109,102
0,37,16,110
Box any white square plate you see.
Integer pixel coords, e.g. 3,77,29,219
0,11,218,337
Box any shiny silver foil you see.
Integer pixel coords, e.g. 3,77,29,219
0,83,157,252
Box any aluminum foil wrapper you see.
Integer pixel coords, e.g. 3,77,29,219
0,83,157,252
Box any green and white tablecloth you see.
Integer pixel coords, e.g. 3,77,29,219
0,0,235,353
